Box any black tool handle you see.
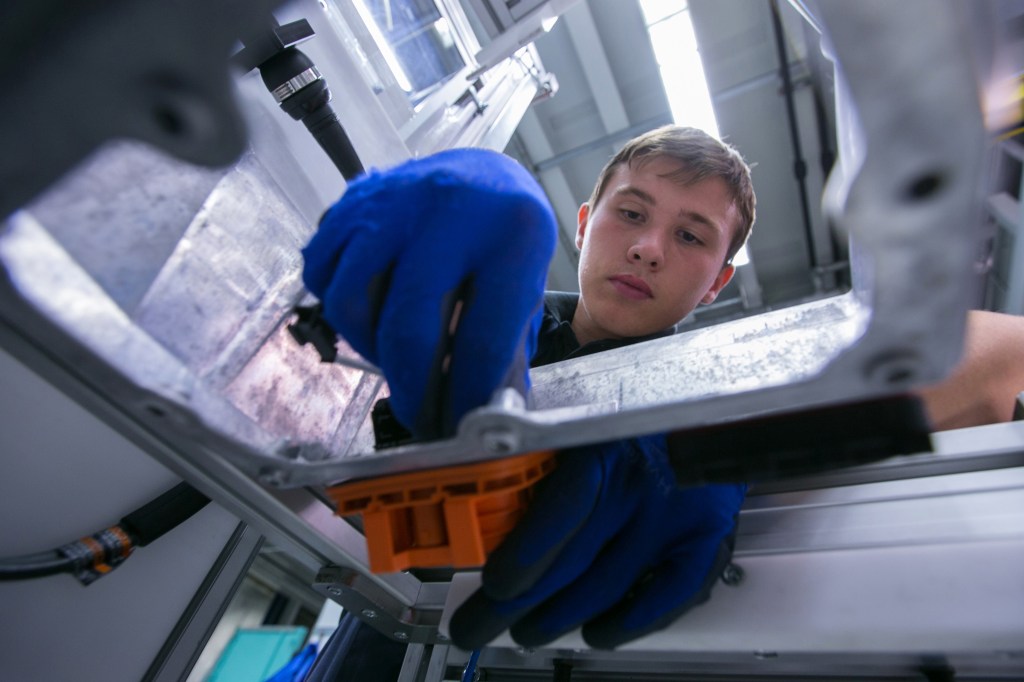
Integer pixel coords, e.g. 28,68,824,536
120,482,210,546
667,395,932,485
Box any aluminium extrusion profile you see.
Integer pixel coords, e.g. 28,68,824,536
0,0,991,488
322,423,1024,667
0,0,1012,669
430,426,1024,662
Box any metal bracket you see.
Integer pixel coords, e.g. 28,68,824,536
313,566,450,645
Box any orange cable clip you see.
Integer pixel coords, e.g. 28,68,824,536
327,450,556,573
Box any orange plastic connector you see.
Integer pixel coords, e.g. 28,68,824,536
326,451,556,574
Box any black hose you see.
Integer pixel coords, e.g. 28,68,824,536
120,481,210,547
258,46,365,181
0,482,209,583
0,550,76,580
770,0,818,271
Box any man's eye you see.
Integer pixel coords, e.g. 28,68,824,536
677,230,701,245
621,209,643,222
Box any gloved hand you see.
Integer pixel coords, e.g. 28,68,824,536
449,434,746,650
302,148,557,439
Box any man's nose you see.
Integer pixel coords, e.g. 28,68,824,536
627,232,665,269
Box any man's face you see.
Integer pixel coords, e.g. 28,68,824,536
573,157,737,344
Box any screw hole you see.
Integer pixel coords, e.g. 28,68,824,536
867,352,919,387
153,105,187,137
904,171,945,201
886,367,915,384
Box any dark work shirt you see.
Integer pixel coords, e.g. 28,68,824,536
531,291,675,368
309,291,676,682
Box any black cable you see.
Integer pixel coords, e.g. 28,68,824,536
0,482,209,583
257,46,364,181
0,550,75,580
120,481,210,547
798,18,845,277
235,18,366,182
769,0,818,272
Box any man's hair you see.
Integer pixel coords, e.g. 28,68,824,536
587,125,756,264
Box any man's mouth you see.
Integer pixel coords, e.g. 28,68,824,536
609,274,653,300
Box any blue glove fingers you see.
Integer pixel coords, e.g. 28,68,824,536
507,568,635,647
450,507,643,653
436,171,556,429
304,148,555,437
373,261,473,436
506,513,667,647
305,170,422,364
581,531,736,649
301,203,365,299
480,456,598,600
317,225,408,366
448,586,537,651
507,478,745,648
443,266,548,427
302,165,401,299
370,192,531,436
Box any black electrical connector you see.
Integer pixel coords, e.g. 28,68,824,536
288,303,340,363
258,47,364,181
235,18,365,182
667,395,932,485
119,482,210,547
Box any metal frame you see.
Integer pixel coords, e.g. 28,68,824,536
0,0,281,221
986,137,1024,314
0,0,555,650
408,646,1023,681
1,1,1020,677
2,0,991,490
144,523,263,682
325,424,1024,657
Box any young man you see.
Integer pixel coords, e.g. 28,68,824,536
533,125,752,362
532,125,1024,431
302,127,752,667
447,127,754,650
302,125,1024,668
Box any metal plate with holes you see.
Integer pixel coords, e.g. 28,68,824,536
0,0,993,490
0,2,1018,673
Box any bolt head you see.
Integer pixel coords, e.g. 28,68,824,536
394,631,409,640
481,427,519,453
865,351,920,387
721,562,745,586
361,609,378,619
259,468,286,487
327,586,343,596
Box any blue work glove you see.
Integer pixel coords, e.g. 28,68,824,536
302,149,557,439
449,434,746,650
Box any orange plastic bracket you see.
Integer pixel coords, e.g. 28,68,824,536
326,450,556,574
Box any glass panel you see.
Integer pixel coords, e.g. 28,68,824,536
355,0,467,104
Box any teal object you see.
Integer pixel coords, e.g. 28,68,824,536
208,627,308,682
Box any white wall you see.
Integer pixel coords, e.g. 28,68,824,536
0,346,240,682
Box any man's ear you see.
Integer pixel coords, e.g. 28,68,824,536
575,203,589,250
700,264,736,305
